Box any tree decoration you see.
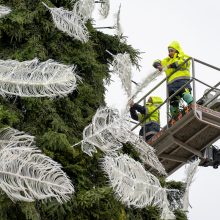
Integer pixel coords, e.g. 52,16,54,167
0,127,74,203
182,158,200,211
114,4,122,38
0,5,11,18
98,0,110,19
0,58,80,97
130,69,163,100
79,107,166,175
107,51,132,98
72,0,95,22
0,127,34,149
42,2,89,42
101,154,175,220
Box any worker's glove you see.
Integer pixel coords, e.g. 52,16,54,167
153,59,162,71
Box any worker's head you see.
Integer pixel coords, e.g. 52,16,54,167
147,96,163,105
168,41,184,58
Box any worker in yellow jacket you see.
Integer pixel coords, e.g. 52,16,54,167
153,41,193,117
129,96,163,141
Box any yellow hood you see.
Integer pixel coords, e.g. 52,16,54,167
168,41,185,57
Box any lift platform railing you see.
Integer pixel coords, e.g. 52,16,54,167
131,57,220,139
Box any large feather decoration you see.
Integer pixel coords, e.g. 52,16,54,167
0,5,11,18
99,0,110,19
81,107,124,156
130,69,163,100
102,154,175,220
108,51,132,98
0,127,34,149
182,158,200,211
0,58,80,97
114,4,122,38
80,107,166,175
72,0,95,22
42,2,89,42
0,127,74,203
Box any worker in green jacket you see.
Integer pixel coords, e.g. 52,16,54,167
153,41,193,117
129,96,163,141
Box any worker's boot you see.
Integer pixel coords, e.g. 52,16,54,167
183,90,193,105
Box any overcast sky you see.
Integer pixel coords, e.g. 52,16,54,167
94,1,220,219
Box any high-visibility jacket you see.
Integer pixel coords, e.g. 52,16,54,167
138,96,163,124
161,41,191,84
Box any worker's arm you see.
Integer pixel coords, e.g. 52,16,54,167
130,103,147,121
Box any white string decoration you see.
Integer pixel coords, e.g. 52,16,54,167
182,158,200,212
42,2,89,43
102,154,175,220
0,127,74,203
0,58,80,97
108,51,132,98
99,0,110,19
72,0,95,22
0,5,11,18
79,107,166,175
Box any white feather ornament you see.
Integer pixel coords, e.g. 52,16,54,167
99,0,110,19
0,5,11,18
0,58,80,97
0,127,74,203
72,0,95,22
81,107,123,156
182,158,200,211
42,2,89,42
0,127,34,149
80,107,166,175
114,4,122,38
130,69,163,100
108,51,132,98
102,154,175,220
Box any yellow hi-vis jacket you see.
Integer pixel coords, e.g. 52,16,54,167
161,41,191,84
138,97,163,124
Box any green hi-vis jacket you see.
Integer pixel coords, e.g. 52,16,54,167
138,96,163,124
161,41,191,84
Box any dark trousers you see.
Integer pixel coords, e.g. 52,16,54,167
139,122,160,141
168,79,192,108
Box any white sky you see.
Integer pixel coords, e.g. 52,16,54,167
94,1,220,219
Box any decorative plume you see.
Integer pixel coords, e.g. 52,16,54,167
102,154,175,219
114,4,122,38
0,5,11,18
107,51,132,98
42,2,89,42
80,107,166,175
182,158,200,211
99,0,110,19
81,107,124,156
130,69,162,100
0,127,34,149
0,127,74,203
72,0,95,22
0,58,80,97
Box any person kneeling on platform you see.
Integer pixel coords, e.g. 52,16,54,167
129,96,163,142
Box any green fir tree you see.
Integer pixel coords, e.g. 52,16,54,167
0,0,187,219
